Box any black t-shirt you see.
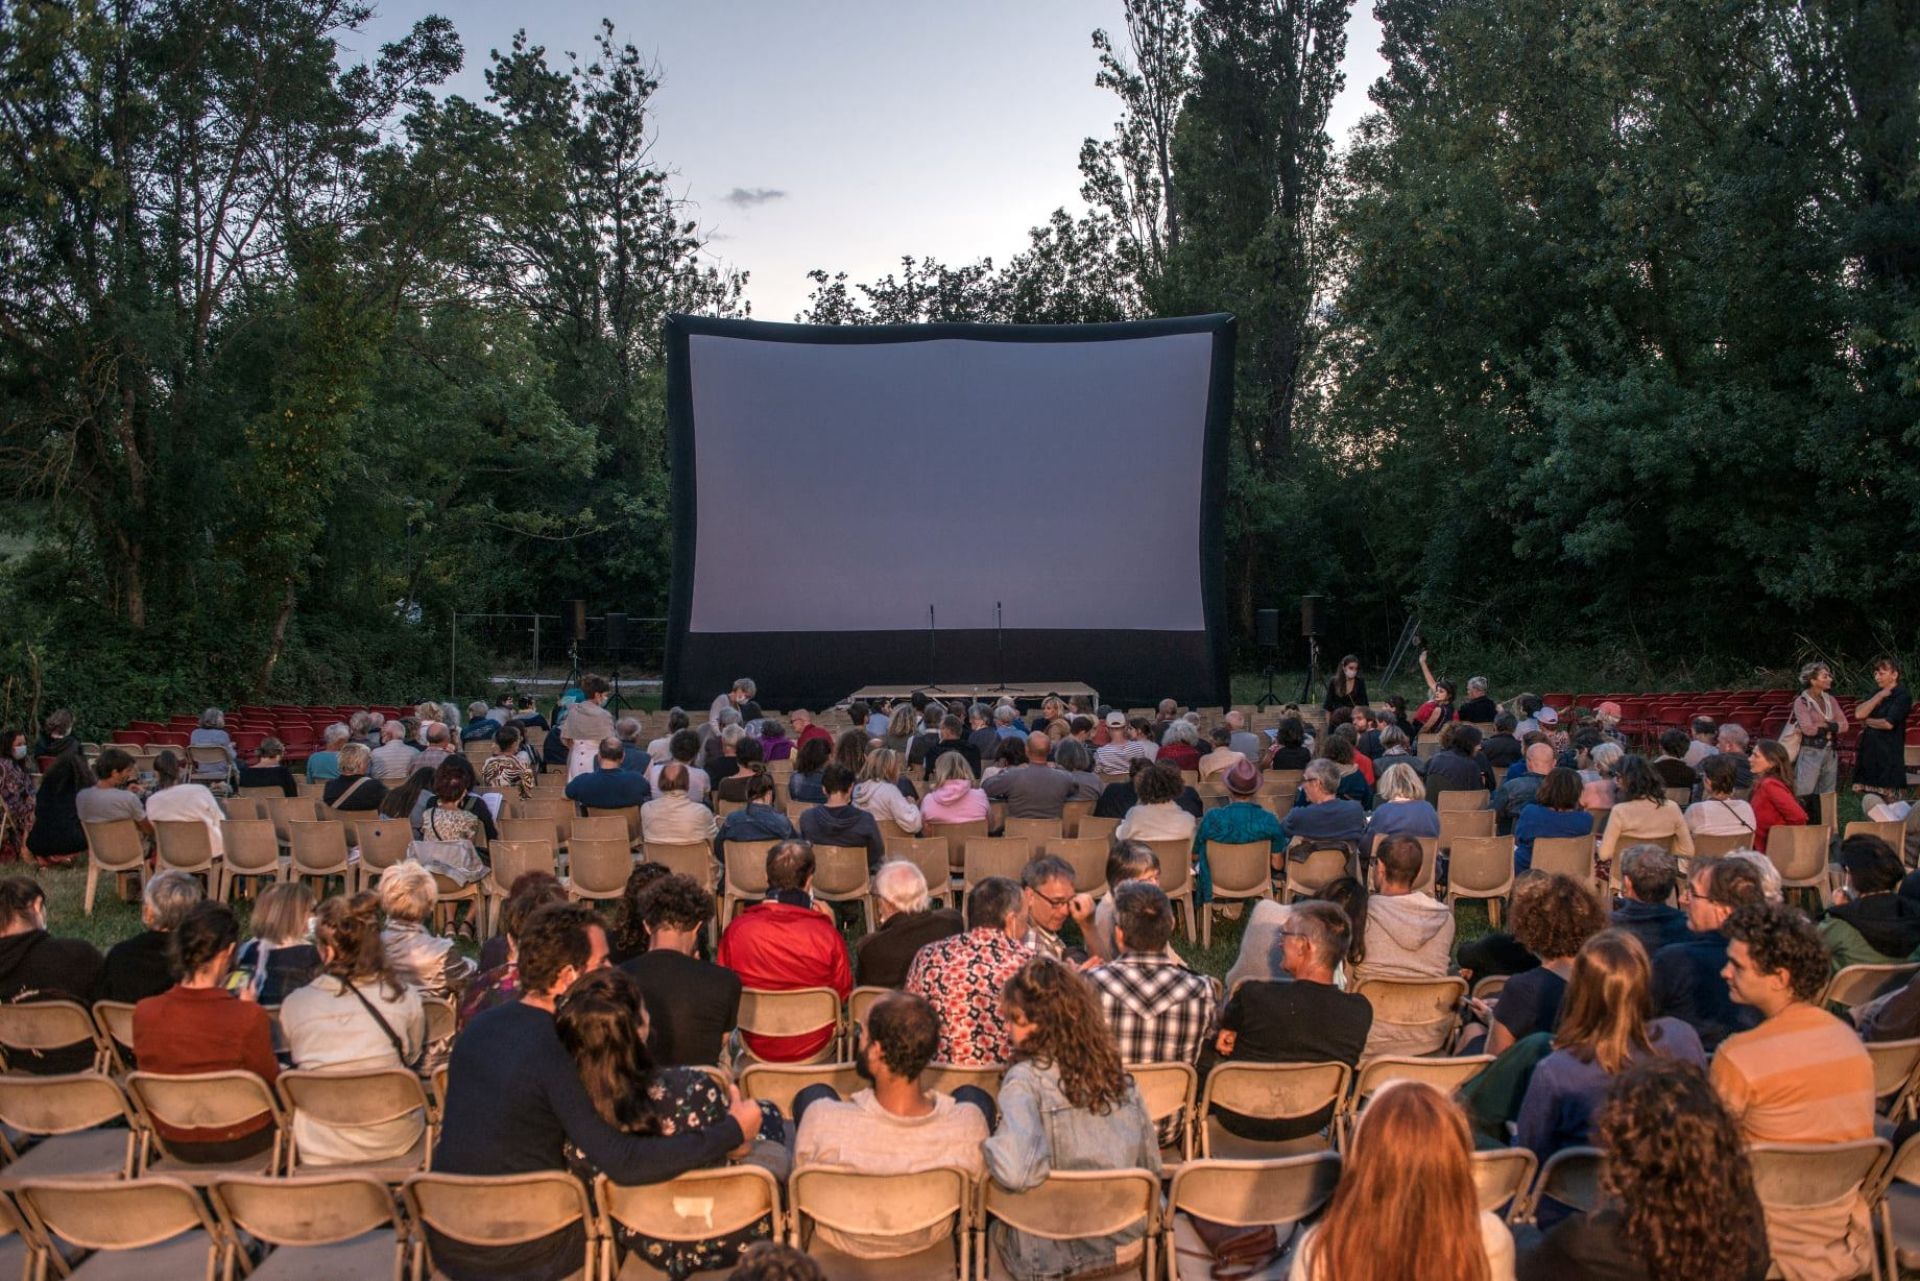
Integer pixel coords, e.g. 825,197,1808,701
1457,931,1541,983
1518,1207,1767,1281
1482,733,1523,771
236,764,298,797
923,739,982,780
101,930,175,1004
323,775,388,812
1652,758,1698,790
0,930,105,1073
1201,979,1371,1141
1267,745,1313,771
1456,696,1499,724
1493,966,1567,1040
620,949,741,1068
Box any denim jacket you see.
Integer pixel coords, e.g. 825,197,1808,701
982,1061,1162,1281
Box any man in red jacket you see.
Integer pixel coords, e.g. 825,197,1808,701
716,839,853,1061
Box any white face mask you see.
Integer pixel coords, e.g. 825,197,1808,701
9,745,23,761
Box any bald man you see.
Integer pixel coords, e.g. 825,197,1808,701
1495,741,1557,832
981,732,1101,819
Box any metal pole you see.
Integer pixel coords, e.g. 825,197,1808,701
449,611,458,706
532,613,542,683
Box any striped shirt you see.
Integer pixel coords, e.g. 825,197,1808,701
1094,739,1157,774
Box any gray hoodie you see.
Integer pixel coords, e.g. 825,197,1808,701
1353,891,1458,1058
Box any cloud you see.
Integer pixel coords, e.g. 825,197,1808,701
719,186,787,209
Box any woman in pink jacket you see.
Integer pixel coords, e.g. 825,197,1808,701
919,752,990,823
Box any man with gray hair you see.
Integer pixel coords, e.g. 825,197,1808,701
991,704,1024,740
967,704,1000,760
369,719,421,782
855,861,963,989
1223,709,1263,762
1614,844,1690,957
1699,722,1755,794
709,678,756,733
100,869,205,1003
306,722,351,784
613,717,648,773
347,711,374,747
1275,759,1367,848
1457,676,1498,724
460,701,503,743
419,721,453,771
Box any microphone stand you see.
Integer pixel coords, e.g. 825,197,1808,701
926,604,940,694
993,600,1007,692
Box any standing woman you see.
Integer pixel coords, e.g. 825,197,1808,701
1291,1080,1513,1281
1747,740,1807,853
1853,657,1911,805
1324,655,1368,714
1788,661,1848,813
0,730,35,863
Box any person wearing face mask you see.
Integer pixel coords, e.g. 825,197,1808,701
558,674,618,781
1324,655,1369,713
0,730,36,863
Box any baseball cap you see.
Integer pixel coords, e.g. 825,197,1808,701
1598,701,1623,719
1105,711,1126,728
1536,706,1560,726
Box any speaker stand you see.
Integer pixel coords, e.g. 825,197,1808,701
1297,636,1322,705
1256,665,1284,710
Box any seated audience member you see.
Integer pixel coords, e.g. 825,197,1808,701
1078,842,1177,964
305,723,349,783
379,861,477,999
981,734,1027,783
1747,739,1806,851
1698,721,1754,790
369,720,421,782
648,730,712,804
1424,723,1495,797
1482,712,1524,771
101,870,204,1004
1093,713,1158,774
1353,834,1453,983
234,881,321,1005
919,751,989,823
640,762,719,847
832,727,870,778
857,860,963,989
1577,739,1621,811
567,737,653,811
1687,753,1756,835
436,902,761,1281
29,708,80,764
1611,844,1691,958
1292,1081,1515,1281
1496,743,1556,832
26,753,91,864
144,749,228,855
1512,767,1593,873
479,726,537,799
1311,732,1372,805
281,892,427,1164
415,757,498,851
1651,856,1766,1051
1156,719,1203,774
1084,883,1212,1144
1201,724,1250,778
76,746,150,835
1275,759,1366,868
984,732,1100,819
984,957,1160,1281
1019,855,1083,962
791,991,991,1258
715,736,768,804
715,772,798,866
644,708,690,766
921,714,982,781
1114,760,1198,843
1222,709,1263,761
1515,932,1705,1203
785,736,831,804
459,701,502,744
620,874,740,1067
1821,834,1920,969
323,743,388,812
1476,873,1606,1055
614,717,649,772
1713,901,1876,1281
1518,1057,1768,1281
188,707,238,781
0,877,104,1071
1373,724,1425,778
715,840,852,1062
560,968,783,1277
1651,729,1699,791
705,723,746,787
418,721,454,771
798,763,884,872
236,737,299,797
1364,761,1440,858
1454,676,1499,725
132,904,279,1163
1596,756,1693,870
1202,901,1371,1143
1192,760,1286,903
756,717,794,764
906,876,1033,1065
461,874,568,1028
851,747,924,833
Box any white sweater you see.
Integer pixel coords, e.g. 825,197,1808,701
853,780,924,834
280,975,426,1165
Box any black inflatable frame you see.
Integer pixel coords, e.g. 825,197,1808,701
661,313,1235,711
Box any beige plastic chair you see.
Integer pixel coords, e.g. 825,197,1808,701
219,818,285,903
0,1001,111,1077
846,987,888,1032
962,838,1032,896
1278,839,1355,904
1822,963,1920,1013
788,1165,972,1280
486,840,558,928
1472,1147,1539,1220
925,821,990,874
402,1169,597,1281
922,1063,1005,1102
568,814,629,847
1165,1154,1341,1280
721,838,779,923
1446,837,1516,924
1748,1139,1890,1278
1042,838,1110,901
286,820,355,896
597,1166,781,1279
1354,977,1467,1059
353,820,413,893
422,996,456,1049
1688,830,1752,861
1437,809,1495,859
811,844,875,934
1132,1061,1199,1163
81,819,148,916
890,840,958,909
641,841,717,894
1074,816,1121,845
1199,842,1274,949
1061,799,1096,838
0,1190,36,1281
565,837,633,905
266,797,325,848
91,1000,136,1074
1847,820,1907,849
1517,1146,1605,1223
125,1070,284,1182
1529,835,1596,884
1341,1056,1494,1147
585,804,643,848
738,1062,864,1119
15,1174,220,1278
978,1168,1159,1281
1766,824,1833,908
1139,839,1198,939
275,1068,429,1180
1198,1061,1351,1159
1869,1038,1920,1122
736,988,843,1068
0,1072,140,1182
151,821,219,897
209,1171,407,1281
1436,790,1489,813
1003,818,1062,846
1875,1131,1920,1277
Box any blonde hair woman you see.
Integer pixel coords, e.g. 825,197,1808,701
378,862,475,999
852,747,924,834
234,881,320,1005
921,750,989,823
1366,761,1440,857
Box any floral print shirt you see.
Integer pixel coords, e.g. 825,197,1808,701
905,929,1035,1066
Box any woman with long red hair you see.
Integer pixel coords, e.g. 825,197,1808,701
1290,1080,1513,1281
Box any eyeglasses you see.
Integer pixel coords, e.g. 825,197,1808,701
1028,887,1074,910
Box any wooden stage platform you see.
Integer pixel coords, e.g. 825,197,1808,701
848,682,1098,704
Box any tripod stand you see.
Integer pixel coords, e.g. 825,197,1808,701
1296,635,1323,705
1255,664,1284,709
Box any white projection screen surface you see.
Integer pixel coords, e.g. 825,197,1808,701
662,314,1234,710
